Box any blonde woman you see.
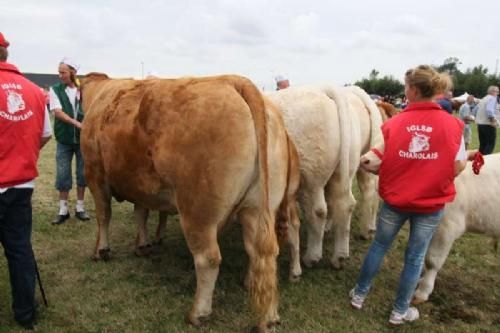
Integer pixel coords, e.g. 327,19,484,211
350,65,467,325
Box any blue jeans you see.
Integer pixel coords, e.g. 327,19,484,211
55,142,86,191
0,189,37,325
354,202,443,314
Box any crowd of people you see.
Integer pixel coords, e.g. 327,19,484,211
1,30,499,330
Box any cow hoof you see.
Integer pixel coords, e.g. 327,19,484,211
186,312,211,327
302,255,321,268
411,295,428,305
153,238,164,246
358,233,371,241
302,259,319,268
331,256,347,270
250,324,275,333
251,319,280,333
91,247,111,261
134,244,153,257
99,247,111,261
289,273,301,283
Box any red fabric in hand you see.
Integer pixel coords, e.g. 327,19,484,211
472,152,484,175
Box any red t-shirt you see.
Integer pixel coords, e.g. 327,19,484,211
378,102,464,213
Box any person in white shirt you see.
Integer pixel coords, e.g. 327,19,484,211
458,95,476,149
49,58,90,224
474,85,499,154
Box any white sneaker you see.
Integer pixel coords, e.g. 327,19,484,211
389,307,419,325
349,288,365,310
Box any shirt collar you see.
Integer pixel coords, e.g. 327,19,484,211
403,102,443,112
0,62,22,75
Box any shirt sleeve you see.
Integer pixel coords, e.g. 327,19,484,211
472,104,478,116
455,136,466,161
486,96,496,118
49,87,62,111
458,105,466,119
42,106,52,138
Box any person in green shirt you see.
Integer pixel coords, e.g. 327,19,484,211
49,58,90,224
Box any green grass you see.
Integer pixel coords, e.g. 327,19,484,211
0,120,499,332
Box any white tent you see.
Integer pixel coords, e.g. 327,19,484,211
452,92,470,102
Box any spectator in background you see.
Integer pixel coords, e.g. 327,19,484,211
475,85,500,154
435,90,453,114
275,75,290,90
458,95,476,149
49,57,90,224
401,96,408,109
0,31,52,330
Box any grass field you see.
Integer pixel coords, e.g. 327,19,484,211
0,121,499,333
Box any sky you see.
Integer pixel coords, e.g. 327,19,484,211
1,0,500,91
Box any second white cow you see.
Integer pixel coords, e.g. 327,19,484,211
413,153,500,303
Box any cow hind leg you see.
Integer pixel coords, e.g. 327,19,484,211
326,175,356,270
300,187,328,268
154,211,168,245
287,203,302,282
182,220,221,327
413,219,465,304
356,169,379,240
91,185,112,260
134,205,153,257
240,208,279,333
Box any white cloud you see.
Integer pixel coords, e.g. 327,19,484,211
1,0,500,89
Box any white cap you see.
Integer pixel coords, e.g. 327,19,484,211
275,75,287,83
60,57,80,72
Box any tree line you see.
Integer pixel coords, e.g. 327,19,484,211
354,57,500,99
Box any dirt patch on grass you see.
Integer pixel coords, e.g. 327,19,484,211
429,270,500,325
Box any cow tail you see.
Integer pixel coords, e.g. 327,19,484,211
235,77,279,325
320,85,352,184
348,85,384,148
276,133,300,247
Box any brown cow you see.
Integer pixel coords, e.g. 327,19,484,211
376,101,399,122
133,208,167,256
80,73,299,332
451,99,464,113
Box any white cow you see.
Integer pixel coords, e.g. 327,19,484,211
340,86,384,241
413,153,500,303
266,85,383,270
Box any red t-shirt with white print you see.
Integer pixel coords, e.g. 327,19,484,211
378,102,464,213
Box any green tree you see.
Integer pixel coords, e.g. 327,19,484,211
369,69,379,80
463,65,490,97
354,70,404,98
436,57,461,76
354,59,500,100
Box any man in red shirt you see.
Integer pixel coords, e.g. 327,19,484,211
349,65,467,326
0,32,52,330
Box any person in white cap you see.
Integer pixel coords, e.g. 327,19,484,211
275,75,290,90
49,57,90,224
